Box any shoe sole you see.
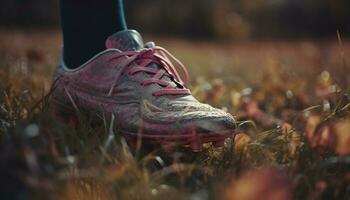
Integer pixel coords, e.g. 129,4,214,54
52,101,234,151
120,130,233,151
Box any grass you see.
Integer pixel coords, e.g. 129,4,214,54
0,29,350,200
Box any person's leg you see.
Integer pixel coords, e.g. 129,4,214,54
60,0,127,68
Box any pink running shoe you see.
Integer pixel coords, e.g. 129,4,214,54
51,30,236,151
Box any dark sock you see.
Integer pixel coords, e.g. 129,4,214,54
60,0,127,68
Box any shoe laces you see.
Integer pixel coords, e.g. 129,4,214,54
108,46,190,96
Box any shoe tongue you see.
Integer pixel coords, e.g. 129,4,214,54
105,30,144,51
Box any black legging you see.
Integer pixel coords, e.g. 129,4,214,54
60,0,127,68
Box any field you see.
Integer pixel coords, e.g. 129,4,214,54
0,29,350,200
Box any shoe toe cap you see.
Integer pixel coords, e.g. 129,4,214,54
189,111,236,135
140,100,237,136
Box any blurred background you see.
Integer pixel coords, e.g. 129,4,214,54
0,0,350,40
1,2,350,200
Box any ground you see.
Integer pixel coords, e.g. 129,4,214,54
0,29,349,200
